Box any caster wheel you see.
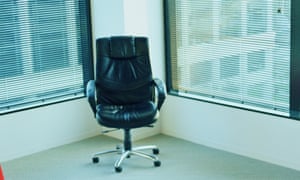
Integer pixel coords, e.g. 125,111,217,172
116,144,122,150
154,160,161,167
115,166,122,173
92,157,99,164
153,148,159,155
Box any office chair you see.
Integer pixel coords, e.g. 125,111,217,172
86,36,166,172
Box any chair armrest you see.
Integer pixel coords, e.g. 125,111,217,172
86,80,96,116
153,78,167,110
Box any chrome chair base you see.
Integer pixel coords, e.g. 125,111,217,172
92,145,161,172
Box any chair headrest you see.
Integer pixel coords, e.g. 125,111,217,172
97,36,149,59
110,36,135,58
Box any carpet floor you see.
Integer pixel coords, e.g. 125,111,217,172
2,134,300,180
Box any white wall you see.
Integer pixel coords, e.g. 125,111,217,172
0,99,99,162
93,0,125,38
161,96,300,171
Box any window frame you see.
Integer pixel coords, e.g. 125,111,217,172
290,0,300,118
0,0,94,115
164,0,300,120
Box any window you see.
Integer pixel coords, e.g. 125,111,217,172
164,0,299,118
0,0,93,114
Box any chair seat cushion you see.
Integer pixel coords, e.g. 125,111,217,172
96,101,157,129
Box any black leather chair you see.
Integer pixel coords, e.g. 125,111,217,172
86,36,166,172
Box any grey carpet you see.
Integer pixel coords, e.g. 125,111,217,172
2,134,300,180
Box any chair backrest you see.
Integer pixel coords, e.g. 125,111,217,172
95,36,153,105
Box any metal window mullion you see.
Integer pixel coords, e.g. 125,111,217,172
239,1,247,102
290,0,300,117
211,0,220,96
264,0,275,107
17,1,34,75
65,1,80,84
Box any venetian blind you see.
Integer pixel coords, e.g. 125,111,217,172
166,0,290,113
0,0,93,114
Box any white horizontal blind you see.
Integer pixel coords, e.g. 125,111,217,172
168,0,290,113
0,0,92,114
